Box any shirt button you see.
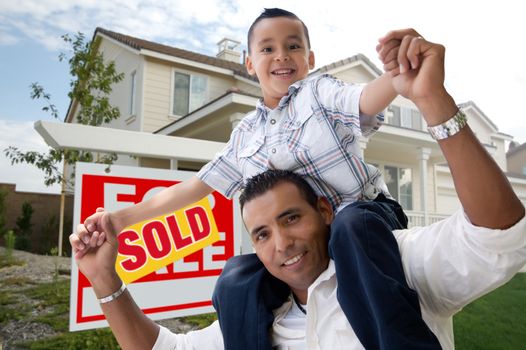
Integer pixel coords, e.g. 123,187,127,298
270,119,276,125
271,148,276,154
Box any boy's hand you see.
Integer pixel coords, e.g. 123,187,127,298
376,37,401,75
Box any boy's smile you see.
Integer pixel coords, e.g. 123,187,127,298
246,16,315,109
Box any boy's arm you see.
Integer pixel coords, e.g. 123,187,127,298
359,73,397,117
75,176,214,256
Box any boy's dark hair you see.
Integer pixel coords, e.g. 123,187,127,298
239,170,318,212
247,8,311,53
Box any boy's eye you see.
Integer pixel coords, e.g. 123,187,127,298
261,47,272,53
289,44,300,50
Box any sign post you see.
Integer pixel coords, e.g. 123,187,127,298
69,162,242,331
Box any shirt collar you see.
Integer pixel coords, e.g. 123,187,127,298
255,77,308,118
308,260,336,294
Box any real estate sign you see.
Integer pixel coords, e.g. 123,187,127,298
69,162,242,331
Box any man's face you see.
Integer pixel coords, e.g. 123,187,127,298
246,17,315,109
242,182,332,300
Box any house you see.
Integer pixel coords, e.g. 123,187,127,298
65,28,526,227
507,141,526,176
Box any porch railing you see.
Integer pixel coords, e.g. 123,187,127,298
405,211,448,228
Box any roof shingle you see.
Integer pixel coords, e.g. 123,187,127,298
95,27,256,81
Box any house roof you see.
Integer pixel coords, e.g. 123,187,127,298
155,88,260,135
458,101,499,130
95,27,256,81
311,53,383,76
507,141,526,157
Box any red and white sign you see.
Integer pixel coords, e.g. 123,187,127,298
69,163,242,331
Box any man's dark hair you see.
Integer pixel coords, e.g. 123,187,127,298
247,8,311,53
239,170,318,212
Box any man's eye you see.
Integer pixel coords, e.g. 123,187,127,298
256,231,268,241
286,215,299,224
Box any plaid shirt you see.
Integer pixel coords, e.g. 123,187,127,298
197,74,388,212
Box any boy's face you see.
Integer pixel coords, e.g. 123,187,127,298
246,16,315,109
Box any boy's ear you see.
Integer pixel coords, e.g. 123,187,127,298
308,50,315,70
246,55,256,76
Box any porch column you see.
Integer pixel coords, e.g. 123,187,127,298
170,159,178,170
418,147,431,225
358,136,369,158
230,113,245,130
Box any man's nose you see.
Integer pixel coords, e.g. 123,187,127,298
274,231,294,252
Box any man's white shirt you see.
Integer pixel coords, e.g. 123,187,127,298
153,210,526,349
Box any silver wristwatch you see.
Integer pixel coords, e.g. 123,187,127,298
427,110,467,140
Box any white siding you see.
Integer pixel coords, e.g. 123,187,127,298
142,58,242,133
98,38,143,133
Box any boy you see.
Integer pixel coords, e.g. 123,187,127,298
75,8,400,251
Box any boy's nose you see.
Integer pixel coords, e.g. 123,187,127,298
274,50,289,62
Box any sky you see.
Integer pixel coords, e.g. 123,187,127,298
1,0,525,194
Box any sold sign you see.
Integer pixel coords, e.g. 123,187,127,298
70,163,241,331
116,198,220,284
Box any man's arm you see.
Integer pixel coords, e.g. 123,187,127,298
70,217,160,349
70,210,225,349
379,29,524,228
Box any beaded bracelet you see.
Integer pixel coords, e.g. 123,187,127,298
98,282,126,304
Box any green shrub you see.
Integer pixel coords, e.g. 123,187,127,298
0,188,7,238
15,201,34,251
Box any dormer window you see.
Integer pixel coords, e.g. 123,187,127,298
172,71,207,116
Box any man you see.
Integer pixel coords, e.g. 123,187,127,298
70,28,525,349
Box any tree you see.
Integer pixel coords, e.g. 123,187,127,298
4,32,124,188
4,32,125,255
0,189,7,238
14,201,34,251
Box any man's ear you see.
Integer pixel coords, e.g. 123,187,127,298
246,55,256,76
317,197,333,225
308,50,315,70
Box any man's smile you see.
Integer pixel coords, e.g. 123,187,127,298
282,251,306,267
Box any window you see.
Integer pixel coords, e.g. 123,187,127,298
388,105,422,130
172,72,207,116
401,107,412,128
389,106,400,126
384,165,413,210
129,71,137,116
411,109,422,130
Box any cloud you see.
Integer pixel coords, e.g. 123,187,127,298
1,0,525,141
0,120,61,194
0,31,17,45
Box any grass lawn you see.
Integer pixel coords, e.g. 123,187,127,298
2,265,524,349
454,272,526,349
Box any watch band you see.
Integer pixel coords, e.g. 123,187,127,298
427,110,467,140
98,282,126,304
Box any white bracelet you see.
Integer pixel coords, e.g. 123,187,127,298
98,282,126,304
